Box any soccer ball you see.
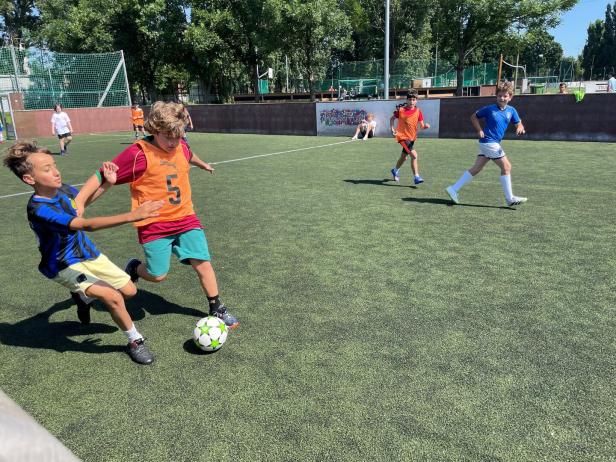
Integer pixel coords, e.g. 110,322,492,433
193,316,228,352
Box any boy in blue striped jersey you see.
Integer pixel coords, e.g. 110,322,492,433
4,140,163,365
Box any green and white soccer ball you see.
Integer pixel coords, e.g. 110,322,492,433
193,316,228,352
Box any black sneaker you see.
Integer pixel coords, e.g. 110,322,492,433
124,258,142,283
71,292,92,325
210,303,239,329
127,338,154,365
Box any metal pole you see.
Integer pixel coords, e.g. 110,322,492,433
9,44,22,92
285,55,289,93
384,0,390,99
120,51,132,106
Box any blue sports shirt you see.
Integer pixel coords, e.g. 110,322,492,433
475,104,521,144
27,184,100,279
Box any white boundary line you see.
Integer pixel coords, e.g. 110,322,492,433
0,140,353,200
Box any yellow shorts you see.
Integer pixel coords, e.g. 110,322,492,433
52,254,130,297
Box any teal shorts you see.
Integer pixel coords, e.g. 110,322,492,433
142,228,211,277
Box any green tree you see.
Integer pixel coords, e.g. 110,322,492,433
0,0,39,45
519,29,563,76
433,0,576,95
281,0,352,101
37,0,189,102
582,20,604,78
185,3,245,102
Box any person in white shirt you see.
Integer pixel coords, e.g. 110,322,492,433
51,104,73,156
351,113,377,140
607,74,616,93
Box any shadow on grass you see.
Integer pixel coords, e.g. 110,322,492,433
343,178,417,188
0,297,121,354
402,197,516,210
0,290,204,354
182,339,220,356
126,289,205,321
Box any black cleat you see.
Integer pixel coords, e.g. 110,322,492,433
124,258,142,283
210,303,239,329
127,338,154,365
71,292,92,325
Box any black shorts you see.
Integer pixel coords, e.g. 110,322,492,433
58,132,72,140
133,124,144,130
360,129,374,139
400,139,415,154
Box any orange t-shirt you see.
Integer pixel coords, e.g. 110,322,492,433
131,108,144,126
394,107,424,142
130,140,194,227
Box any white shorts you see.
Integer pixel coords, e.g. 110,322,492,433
478,142,505,159
53,254,130,297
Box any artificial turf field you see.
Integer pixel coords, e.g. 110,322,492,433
0,132,615,461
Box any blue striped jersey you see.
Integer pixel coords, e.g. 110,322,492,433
27,184,100,278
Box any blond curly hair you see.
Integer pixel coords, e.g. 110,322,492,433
144,101,189,137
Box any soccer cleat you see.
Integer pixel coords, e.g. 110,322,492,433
127,338,154,365
210,304,239,329
445,186,459,204
71,292,92,325
414,175,424,185
390,168,400,182
351,136,358,140
60,150,65,156
124,258,142,283
507,196,528,206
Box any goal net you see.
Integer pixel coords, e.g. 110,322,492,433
0,46,130,109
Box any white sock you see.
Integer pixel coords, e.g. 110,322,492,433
500,175,513,202
124,324,143,343
451,170,473,192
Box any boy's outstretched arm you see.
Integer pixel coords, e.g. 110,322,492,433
189,153,214,173
75,162,117,214
69,200,164,232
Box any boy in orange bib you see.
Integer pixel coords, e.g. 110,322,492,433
80,101,238,328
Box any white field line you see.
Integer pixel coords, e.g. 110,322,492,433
0,140,353,200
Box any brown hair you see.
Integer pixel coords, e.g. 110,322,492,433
496,81,514,96
3,140,52,179
144,101,188,137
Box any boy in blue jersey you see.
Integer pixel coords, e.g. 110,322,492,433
3,141,164,365
445,81,527,207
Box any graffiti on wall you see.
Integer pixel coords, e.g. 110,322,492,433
319,108,367,127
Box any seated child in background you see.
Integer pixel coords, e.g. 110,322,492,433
352,113,377,140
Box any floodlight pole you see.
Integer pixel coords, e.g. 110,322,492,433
384,0,390,100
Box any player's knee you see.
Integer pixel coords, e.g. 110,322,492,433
150,273,168,283
99,290,125,311
120,282,137,299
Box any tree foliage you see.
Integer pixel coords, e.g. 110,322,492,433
0,0,598,102
581,3,616,79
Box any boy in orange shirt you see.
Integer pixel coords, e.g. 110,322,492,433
389,90,430,184
131,103,145,140
80,101,238,328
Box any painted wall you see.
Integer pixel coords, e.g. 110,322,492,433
14,106,132,138
315,100,440,138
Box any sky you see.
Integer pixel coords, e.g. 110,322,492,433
549,0,611,57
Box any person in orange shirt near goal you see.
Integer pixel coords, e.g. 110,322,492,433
80,101,239,329
389,90,430,184
131,103,145,140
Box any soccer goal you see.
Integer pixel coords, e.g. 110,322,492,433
338,78,380,99
0,45,131,110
